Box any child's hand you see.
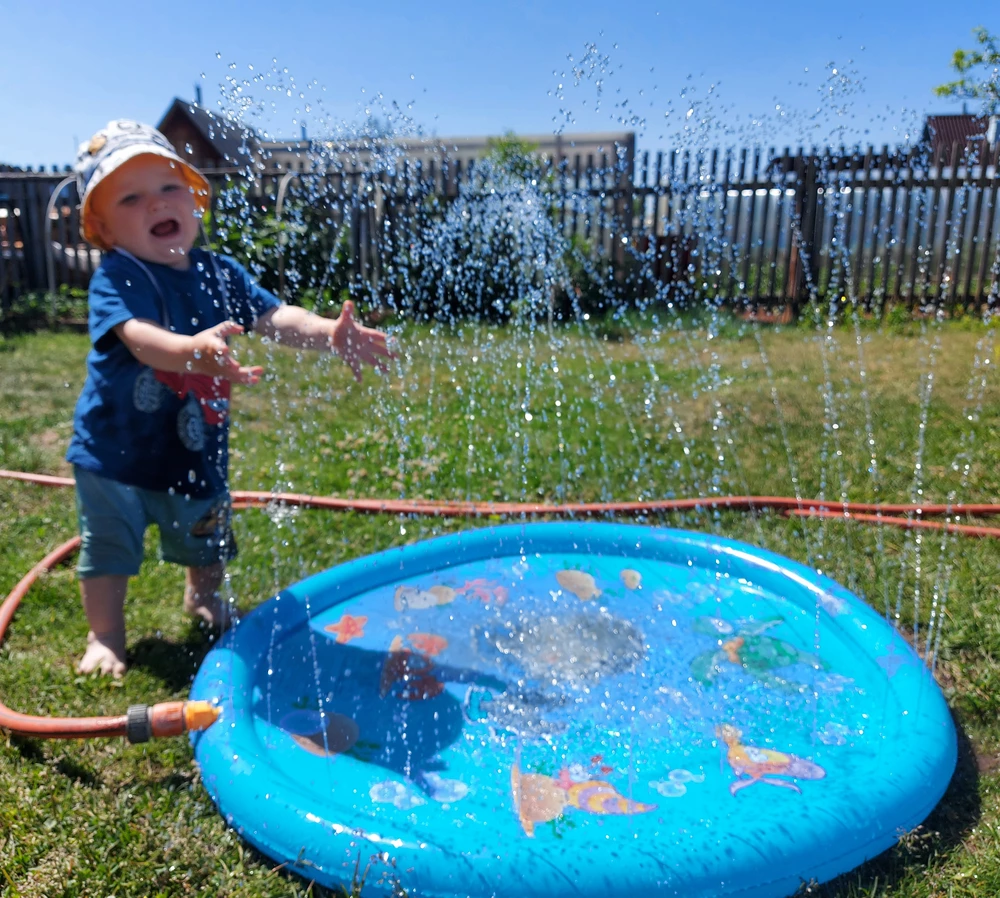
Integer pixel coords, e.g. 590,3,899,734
190,321,263,385
329,300,396,382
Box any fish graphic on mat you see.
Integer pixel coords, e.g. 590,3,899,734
394,584,456,611
510,763,656,837
556,569,601,601
620,569,642,590
718,724,826,795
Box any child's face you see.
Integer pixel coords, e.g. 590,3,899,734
89,154,201,269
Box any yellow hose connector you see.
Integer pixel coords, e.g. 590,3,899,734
184,701,221,732
145,700,221,740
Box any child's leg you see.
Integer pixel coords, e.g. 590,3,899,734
78,575,128,678
183,562,237,628
73,468,147,679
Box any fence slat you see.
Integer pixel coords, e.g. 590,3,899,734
940,142,964,312
962,142,989,303
975,144,1000,307
880,147,902,313
851,147,873,303
3,141,1000,317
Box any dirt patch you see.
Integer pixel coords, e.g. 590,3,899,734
975,749,1000,775
36,428,73,476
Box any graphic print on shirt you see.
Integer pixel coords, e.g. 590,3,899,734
132,369,235,453
177,397,206,451
132,367,167,413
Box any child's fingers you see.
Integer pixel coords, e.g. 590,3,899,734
220,356,263,384
368,340,397,361
211,320,245,338
238,364,264,385
359,329,395,356
361,336,397,370
358,342,391,371
205,341,263,384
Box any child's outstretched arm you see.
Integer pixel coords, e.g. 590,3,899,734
255,300,394,382
114,319,263,384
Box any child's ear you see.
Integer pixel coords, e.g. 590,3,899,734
88,209,116,249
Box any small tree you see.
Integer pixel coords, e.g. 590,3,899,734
934,26,1000,115
483,133,545,182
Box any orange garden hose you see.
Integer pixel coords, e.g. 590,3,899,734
6,468,1000,519
3,467,1000,742
785,508,1000,539
0,534,219,741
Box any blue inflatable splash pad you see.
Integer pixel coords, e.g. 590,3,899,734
190,523,956,897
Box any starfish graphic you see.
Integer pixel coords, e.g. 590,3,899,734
876,642,911,679
324,613,368,644
408,633,448,657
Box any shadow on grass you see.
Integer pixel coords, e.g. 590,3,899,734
8,734,46,763
53,754,100,786
236,839,408,898
128,625,219,692
8,736,98,787
800,710,980,896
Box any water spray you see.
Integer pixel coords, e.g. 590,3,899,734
3,466,1000,742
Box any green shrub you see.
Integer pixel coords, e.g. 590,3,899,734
2,286,88,332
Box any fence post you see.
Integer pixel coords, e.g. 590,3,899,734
44,176,76,319
787,151,818,315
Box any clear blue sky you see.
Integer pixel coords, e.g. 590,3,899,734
0,0,995,167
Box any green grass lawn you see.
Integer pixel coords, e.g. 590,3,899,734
2,314,1000,897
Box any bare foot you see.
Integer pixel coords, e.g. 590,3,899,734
183,591,240,630
78,630,127,678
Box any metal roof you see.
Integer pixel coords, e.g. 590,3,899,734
922,114,992,154
157,98,260,165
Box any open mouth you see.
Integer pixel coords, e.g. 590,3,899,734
150,219,180,239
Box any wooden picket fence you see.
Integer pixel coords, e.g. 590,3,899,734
2,140,999,320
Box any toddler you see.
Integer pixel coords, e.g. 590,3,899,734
67,120,392,677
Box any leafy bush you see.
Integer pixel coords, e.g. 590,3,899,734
2,286,88,332
205,184,355,315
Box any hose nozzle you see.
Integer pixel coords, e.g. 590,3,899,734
184,700,221,732
125,700,221,743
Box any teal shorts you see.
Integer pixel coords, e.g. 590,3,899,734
74,466,237,578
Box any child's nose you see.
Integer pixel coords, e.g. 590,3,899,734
149,194,169,212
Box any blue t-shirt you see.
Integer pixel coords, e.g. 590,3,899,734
67,248,281,498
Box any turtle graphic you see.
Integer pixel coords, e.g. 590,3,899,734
690,616,826,691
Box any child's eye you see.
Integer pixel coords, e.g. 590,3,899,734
119,194,139,206
162,184,180,193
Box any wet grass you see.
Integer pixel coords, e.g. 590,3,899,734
2,316,1000,896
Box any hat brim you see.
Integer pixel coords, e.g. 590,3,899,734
80,147,211,250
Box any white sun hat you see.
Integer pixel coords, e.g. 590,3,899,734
73,119,211,250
